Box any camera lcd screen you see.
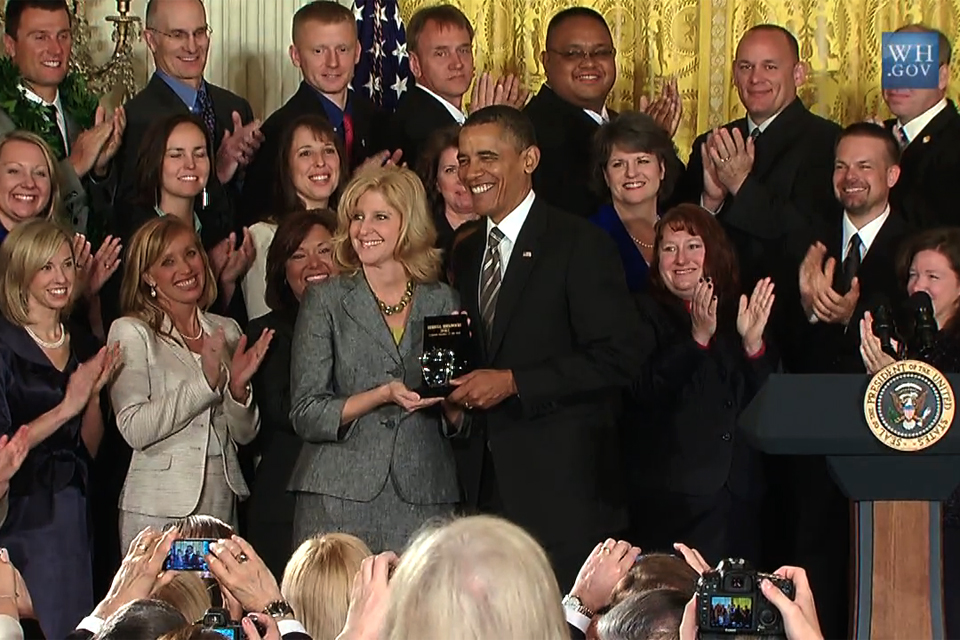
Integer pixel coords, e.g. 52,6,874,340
210,628,238,640
708,595,754,630
163,539,213,576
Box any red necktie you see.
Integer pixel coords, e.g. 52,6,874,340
343,113,354,167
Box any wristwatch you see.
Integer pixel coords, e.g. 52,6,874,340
262,599,295,619
562,593,594,618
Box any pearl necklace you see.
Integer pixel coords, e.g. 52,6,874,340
181,322,203,341
25,323,65,349
629,234,654,249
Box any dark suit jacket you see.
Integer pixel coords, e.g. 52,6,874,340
885,100,960,229
628,294,774,498
675,99,841,291
449,195,650,554
785,211,911,374
524,84,614,218
239,82,387,226
389,86,459,168
115,74,253,237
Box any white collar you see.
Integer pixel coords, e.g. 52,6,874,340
899,98,948,145
746,102,792,135
842,204,890,259
416,84,466,124
583,106,610,125
19,84,62,110
486,189,536,244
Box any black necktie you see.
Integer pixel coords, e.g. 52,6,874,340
45,105,67,159
750,127,761,140
842,233,862,293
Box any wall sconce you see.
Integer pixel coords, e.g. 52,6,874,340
70,0,142,102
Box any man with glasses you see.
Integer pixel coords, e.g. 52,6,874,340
524,7,618,218
115,0,263,214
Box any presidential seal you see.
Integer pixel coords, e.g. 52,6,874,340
864,360,955,452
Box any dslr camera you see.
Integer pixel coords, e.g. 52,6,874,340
696,558,795,637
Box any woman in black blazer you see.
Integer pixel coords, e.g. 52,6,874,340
627,203,776,565
244,208,340,578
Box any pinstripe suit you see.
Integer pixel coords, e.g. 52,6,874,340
289,272,460,551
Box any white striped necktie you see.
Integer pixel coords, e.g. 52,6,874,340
479,227,505,339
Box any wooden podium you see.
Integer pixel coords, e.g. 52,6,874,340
740,374,960,639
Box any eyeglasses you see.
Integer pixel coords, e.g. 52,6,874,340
147,26,213,44
548,48,616,62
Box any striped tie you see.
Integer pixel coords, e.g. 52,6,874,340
895,125,910,149
479,227,505,339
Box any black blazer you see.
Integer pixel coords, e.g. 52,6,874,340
675,99,842,291
239,82,387,226
115,74,253,234
885,100,960,229
523,84,613,218
628,294,774,498
388,86,459,168
785,211,911,374
242,309,300,579
449,195,651,553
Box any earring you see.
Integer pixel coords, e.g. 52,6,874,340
200,188,209,209
149,285,157,298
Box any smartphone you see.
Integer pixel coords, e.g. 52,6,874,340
163,538,214,577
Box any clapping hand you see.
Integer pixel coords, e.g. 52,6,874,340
63,344,122,417
217,112,265,183
690,278,718,347
859,311,898,374
68,106,114,177
0,428,29,497
638,76,682,137
200,327,227,391
737,277,775,356
705,128,755,194
94,106,126,176
470,72,530,112
82,236,123,298
213,229,257,287
228,330,275,403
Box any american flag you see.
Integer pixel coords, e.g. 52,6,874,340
352,0,411,113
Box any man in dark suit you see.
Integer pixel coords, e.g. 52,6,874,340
116,0,262,223
447,105,649,592
882,24,960,229
775,123,910,640
1,0,124,239
524,7,617,218
239,1,389,226
674,24,841,299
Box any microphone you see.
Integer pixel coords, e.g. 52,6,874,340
908,291,938,360
872,303,900,360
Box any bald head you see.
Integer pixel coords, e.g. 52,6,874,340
143,0,210,89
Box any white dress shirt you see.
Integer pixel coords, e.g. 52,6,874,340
19,84,69,153
416,84,467,124
897,98,948,146
582,106,611,125
484,189,536,280
842,205,890,261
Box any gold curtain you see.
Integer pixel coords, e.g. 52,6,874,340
399,0,960,160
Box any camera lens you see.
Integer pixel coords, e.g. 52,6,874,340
759,609,778,626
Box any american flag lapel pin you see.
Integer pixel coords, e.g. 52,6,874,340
522,251,533,258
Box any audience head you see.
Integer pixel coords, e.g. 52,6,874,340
650,203,740,304
833,122,901,218
416,124,474,218
541,8,615,112
592,111,682,208
135,114,211,210
265,208,339,313
596,589,688,640
93,598,187,640
383,515,568,640
151,572,212,626
733,25,805,124
290,1,360,98
407,4,475,106
900,227,960,333
144,0,211,87
0,217,75,327
281,533,373,640
884,24,951,123
0,130,60,229
276,114,345,216
334,164,441,282
120,216,217,331
3,0,72,94
171,514,234,539
611,553,699,604
458,106,539,224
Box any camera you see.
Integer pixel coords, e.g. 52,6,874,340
695,558,795,637
164,538,214,578
200,608,264,640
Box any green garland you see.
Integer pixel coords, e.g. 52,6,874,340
0,56,99,160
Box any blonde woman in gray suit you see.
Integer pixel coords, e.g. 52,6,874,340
290,165,460,552
108,217,275,550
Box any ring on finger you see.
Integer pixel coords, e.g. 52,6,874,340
237,552,249,564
